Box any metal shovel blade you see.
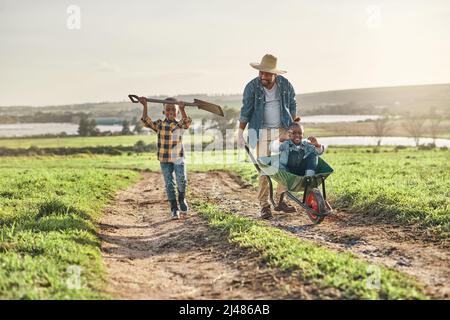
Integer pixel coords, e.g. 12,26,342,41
193,99,224,117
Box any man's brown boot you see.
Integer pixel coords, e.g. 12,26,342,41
259,206,273,219
274,201,296,213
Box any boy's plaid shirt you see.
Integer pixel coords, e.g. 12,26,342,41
141,116,192,162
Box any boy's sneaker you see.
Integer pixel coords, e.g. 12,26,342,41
170,200,179,220
178,192,189,213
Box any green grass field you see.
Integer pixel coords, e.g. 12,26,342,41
0,146,448,298
193,201,426,299
1,147,448,236
214,147,449,238
0,135,155,149
0,167,139,299
0,134,218,149
322,148,449,237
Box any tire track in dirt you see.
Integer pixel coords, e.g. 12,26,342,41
99,172,325,299
190,170,450,299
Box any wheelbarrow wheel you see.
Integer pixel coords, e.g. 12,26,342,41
305,188,326,224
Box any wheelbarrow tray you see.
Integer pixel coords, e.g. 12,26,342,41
256,155,334,192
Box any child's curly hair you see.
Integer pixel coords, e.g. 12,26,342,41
288,121,304,132
163,97,178,112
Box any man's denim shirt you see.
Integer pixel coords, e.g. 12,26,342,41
239,75,297,147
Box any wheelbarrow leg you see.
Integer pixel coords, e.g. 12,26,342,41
321,177,327,200
321,177,333,211
302,177,310,203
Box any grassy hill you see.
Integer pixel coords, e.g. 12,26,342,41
1,83,449,123
299,83,450,115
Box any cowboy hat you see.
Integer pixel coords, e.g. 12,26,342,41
250,54,287,74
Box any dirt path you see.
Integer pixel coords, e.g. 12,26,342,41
190,171,449,299
99,171,449,299
99,172,323,299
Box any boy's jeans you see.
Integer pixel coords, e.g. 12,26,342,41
288,153,319,176
160,161,187,201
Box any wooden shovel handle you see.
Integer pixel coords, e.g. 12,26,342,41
128,94,196,106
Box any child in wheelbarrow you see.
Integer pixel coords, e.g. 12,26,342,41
138,97,192,220
269,122,325,176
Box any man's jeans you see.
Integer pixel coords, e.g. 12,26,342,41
256,128,287,208
160,161,187,201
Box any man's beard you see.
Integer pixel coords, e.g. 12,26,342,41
261,79,273,88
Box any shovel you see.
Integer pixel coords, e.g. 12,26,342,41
128,94,224,117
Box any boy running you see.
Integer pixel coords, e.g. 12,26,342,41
139,96,192,220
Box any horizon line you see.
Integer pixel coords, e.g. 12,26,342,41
1,82,449,109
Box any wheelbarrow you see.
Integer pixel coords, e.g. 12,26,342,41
244,143,334,224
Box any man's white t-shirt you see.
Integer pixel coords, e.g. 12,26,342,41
262,83,281,128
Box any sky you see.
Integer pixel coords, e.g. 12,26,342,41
0,0,449,106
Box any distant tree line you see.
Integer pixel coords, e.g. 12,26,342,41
372,107,448,147
301,103,377,116
0,111,89,124
77,116,99,136
77,115,145,137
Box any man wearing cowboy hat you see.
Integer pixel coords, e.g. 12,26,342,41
238,54,300,219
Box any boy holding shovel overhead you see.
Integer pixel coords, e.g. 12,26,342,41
138,96,192,220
